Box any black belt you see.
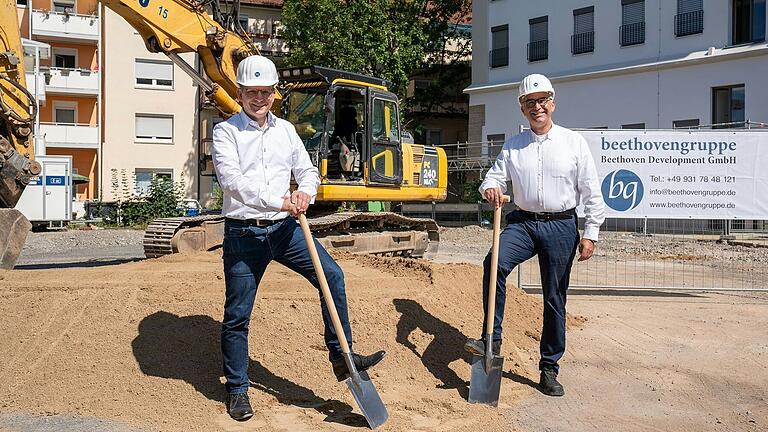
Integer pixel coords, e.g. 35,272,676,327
227,217,284,227
518,209,576,221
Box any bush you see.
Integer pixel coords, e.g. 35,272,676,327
109,169,185,227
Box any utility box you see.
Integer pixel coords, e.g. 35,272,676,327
15,155,72,228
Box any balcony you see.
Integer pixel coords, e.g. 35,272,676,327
675,10,703,37
251,35,288,57
620,22,645,46
527,39,548,62
44,67,99,95
40,123,99,149
24,72,47,102
571,31,594,54
31,10,99,44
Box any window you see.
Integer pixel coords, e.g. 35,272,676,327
621,0,645,46
676,0,703,36
486,134,505,158
53,48,76,69
238,15,250,32
490,25,509,68
135,59,173,88
427,129,442,146
52,0,74,13
135,114,174,143
621,123,645,129
54,101,77,124
733,0,766,44
528,16,548,62
712,85,745,128
673,119,700,128
572,6,595,54
414,79,431,96
134,169,173,195
272,19,284,37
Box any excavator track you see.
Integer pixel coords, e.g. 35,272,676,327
143,212,439,259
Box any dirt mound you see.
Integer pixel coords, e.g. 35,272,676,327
0,252,559,431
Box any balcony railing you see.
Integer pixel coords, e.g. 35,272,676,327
675,10,703,37
40,123,98,148
527,39,548,62
489,47,508,68
24,72,47,102
251,35,288,57
620,21,645,46
31,9,99,43
44,67,99,95
571,31,594,54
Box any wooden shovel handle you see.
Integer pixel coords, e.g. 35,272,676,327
485,195,510,336
298,214,351,354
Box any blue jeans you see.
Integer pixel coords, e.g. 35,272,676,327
481,210,579,373
221,217,353,394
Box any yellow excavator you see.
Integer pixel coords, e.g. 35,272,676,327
0,0,41,269
0,0,447,269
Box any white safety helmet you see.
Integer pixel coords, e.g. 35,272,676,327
518,73,555,102
236,55,278,87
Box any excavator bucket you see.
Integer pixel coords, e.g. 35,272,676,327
0,209,31,270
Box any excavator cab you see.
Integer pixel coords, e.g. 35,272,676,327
279,66,405,188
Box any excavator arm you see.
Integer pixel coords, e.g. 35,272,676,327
102,0,256,116
1,0,42,269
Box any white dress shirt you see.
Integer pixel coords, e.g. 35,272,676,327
480,124,605,240
212,110,320,220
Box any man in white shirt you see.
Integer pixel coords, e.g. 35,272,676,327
464,74,605,397
212,55,385,421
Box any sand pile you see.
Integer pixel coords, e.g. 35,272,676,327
0,251,581,431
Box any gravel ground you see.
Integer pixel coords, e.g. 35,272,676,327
16,224,768,269
16,228,145,267
438,224,768,265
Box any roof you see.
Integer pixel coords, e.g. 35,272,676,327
239,0,283,7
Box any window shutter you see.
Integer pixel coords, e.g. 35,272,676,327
622,1,645,25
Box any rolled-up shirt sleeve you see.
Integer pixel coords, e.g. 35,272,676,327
212,124,285,211
289,125,320,203
576,136,606,241
479,150,510,194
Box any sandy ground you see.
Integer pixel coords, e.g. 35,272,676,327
1,229,767,432
0,251,553,432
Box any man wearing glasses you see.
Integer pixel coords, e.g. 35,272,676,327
464,73,605,397
212,55,385,421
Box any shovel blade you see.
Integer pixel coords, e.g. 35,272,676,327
345,370,388,429
468,353,504,406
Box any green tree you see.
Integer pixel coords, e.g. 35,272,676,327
282,0,471,101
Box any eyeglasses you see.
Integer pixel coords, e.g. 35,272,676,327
522,96,553,108
242,88,275,98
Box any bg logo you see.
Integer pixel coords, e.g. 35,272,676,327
601,169,643,211
139,0,150,7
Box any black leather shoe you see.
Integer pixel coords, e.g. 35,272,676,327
331,351,386,382
226,392,254,421
538,367,565,397
463,338,501,356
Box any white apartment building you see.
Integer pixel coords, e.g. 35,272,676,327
466,0,768,146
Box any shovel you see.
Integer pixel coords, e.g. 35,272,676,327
298,213,388,429
468,195,509,406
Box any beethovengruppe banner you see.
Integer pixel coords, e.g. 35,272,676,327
577,130,768,219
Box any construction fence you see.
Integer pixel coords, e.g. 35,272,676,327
410,123,768,292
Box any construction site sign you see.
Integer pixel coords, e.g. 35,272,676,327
579,129,768,219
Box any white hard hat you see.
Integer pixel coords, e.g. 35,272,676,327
236,55,278,87
518,73,554,102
